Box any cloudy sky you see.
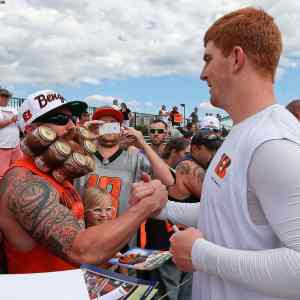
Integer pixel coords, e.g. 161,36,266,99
1,0,300,117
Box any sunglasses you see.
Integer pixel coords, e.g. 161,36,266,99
200,127,220,134
150,129,165,134
36,113,77,126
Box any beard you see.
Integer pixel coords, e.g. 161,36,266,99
151,136,165,146
98,134,121,148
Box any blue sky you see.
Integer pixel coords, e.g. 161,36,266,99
1,0,300,118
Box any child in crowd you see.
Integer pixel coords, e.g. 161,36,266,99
83,187,115,227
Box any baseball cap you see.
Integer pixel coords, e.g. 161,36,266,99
0,88,12,98
200,116,220,130
18,90,87,131
92,106,124,123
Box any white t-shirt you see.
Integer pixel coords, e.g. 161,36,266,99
0,106,20,148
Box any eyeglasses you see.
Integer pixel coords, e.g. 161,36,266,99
150,129,165,134
86,207,115,214
36,113,77,126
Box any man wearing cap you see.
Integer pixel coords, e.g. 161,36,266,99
0,88,22,180
0,90,168,274
76,106,174,221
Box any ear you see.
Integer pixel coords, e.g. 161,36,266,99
231,46,246,74
295,111,300,121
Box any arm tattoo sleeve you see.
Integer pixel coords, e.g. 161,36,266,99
7,172,81,259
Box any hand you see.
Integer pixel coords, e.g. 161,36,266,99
129,172,152,206
170,227,204,272
130,179,168,215
123,127,145,148
130,176,156,206
10,115,17,123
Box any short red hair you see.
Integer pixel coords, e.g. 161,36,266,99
204,7,282,82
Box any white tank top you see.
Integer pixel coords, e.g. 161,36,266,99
194,104,300,300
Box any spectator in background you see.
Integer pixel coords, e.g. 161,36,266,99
78,110,90,127
149,119,168,156
286,99,300,121
190,107,199,125
76,106,173,221
169,106,182,127
200,115,221,134
159,105,169,124
161,138,190,169
186,122,198,136
0,88,22,180
120,102,132,128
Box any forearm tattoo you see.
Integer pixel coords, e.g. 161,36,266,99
2,168,81,259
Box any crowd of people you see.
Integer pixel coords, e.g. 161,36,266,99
0,6,300,300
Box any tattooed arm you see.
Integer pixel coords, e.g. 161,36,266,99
176,161,205,198
1,168,167,265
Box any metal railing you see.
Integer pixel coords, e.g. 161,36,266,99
8,97,231,129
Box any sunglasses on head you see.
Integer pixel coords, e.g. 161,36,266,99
35,113,77,126
150,129,165,134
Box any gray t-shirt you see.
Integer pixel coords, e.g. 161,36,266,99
76,149,151,215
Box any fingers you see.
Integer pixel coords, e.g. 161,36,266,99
133,185,155,200
130,181,155,206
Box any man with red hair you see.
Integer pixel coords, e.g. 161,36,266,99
133,7,300,300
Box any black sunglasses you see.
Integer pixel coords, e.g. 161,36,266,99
150,129,165,134
200,127,220,134
35,113,77,126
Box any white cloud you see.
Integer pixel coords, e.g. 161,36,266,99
83,94,151,110
145,102,154,107
0,0,300,86
84,95,117,107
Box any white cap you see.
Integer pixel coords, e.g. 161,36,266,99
18,90,87,131
200,116,220,130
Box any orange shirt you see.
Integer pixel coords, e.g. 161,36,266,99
4,157,84,273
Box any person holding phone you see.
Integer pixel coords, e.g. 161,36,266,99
76,106,174,220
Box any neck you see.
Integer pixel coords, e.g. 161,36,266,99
225,76,276,124
97,144,120,158
151,143,164,154
164,157,173,167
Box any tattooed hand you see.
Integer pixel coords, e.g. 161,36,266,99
1,168,81,261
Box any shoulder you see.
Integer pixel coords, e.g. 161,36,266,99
0,167,58,208
176,160,194,175
176,160,205,177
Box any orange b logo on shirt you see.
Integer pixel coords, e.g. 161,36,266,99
215,153,231,178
